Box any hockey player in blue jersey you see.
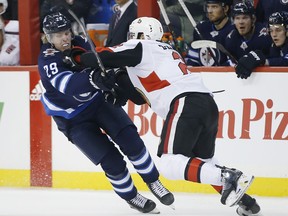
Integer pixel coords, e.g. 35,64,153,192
37,12,174,214
266,11,288,65
185,0,234,66
235,11,288,79
255,0,288,24
224,1,272,66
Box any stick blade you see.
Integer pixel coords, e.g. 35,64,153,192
191,40,217,49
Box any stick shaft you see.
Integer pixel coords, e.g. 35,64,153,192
157,0,184,57
177,0,219,65
64,6,106,75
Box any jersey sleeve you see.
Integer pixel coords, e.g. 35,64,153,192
38,47,95,96
97,40,143,68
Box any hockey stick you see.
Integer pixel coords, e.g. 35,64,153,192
191,40,238,64
177,0,219,65
157,0,183,57
52,3,107,76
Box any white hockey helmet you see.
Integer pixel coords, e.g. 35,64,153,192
129,17,163,41
0,0,8,15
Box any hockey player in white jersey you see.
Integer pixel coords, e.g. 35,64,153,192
67,17,262,216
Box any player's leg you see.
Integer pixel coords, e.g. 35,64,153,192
158,93,254,206
96,103,174,207
53,116,159,213
100,145,159,214
111,117,174,206
204,159,261,215
236,194,262,216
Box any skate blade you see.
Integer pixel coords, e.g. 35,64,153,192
168,203,175,210
226,174,254,207
129,206,160,214
149,207,160,214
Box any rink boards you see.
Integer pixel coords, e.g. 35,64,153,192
0,66,287,197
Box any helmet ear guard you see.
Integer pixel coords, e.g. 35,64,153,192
129,17,164,41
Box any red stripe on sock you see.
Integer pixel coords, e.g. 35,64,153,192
185,158,204,183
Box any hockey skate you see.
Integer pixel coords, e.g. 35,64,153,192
127,193,160,214
147,180,175,209
236,194,262,216
220,168,254,207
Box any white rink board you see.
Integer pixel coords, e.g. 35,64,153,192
201,72,288,177
52,72,288,178
0,72,30,169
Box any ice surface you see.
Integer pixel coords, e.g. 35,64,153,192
0,188,287,216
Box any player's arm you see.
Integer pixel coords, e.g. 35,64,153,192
114,67,146,105
80,42,143,69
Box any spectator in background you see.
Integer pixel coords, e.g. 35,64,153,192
224,1,272,66
0,0,6,49
265,11,288,66
235,11,288,79
159,0,206,44
40,0,93,36
255,0,288,24
0,0,19,66
185,0,234,66
105,0,137,47
2,0,17,20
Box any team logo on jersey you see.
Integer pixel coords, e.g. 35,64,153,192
210,30,219,38
43,48,60,57
199,47,217,66
281,0,288,5
240,41,248,51
259,28,268,37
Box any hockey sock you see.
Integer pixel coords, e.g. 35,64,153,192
106,167,137,201
185,158,222,185
128,147,159,183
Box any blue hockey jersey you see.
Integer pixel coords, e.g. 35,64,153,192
224,22,272,61
185,19,234,66
38,36,102,119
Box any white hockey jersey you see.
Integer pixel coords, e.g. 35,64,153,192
106,39,212,119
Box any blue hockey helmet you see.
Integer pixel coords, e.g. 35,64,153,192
232,1,255,17
43,12,71,34
205,0,233,6
268,11,288,31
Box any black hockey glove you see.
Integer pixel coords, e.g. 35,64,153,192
89,68,116,91
63,46,87,69
104,85,128,107
114,67,146,105
235,50,266,79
